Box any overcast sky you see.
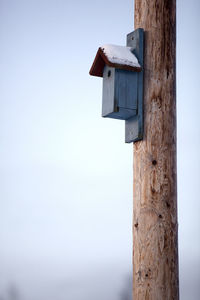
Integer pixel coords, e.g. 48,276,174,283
0,0,200,299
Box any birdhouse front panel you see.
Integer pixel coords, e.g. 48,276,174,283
102,66,116,118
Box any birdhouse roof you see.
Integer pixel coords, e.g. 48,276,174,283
89,44,142,77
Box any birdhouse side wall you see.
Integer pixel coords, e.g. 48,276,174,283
115,69,138,111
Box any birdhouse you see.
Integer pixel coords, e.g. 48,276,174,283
89,28,144,143
90,44,141,120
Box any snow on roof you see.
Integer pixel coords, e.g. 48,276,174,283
101,44,140,69
89,44,141,77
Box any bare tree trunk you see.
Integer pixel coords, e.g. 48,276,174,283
132,1,179,299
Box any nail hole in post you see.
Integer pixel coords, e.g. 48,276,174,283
152,160,157,166
107,70,111,77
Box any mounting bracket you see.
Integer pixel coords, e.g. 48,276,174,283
125,28,144,143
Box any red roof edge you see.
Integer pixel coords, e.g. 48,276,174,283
89,48,105,77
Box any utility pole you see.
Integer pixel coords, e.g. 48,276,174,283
133,1,179,299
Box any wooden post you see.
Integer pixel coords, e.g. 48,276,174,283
133,1,179,299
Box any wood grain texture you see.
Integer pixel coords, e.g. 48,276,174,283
133,1,179,299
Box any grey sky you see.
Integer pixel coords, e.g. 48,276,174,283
0,0,200,299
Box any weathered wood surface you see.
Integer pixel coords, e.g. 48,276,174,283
133,1,179,299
